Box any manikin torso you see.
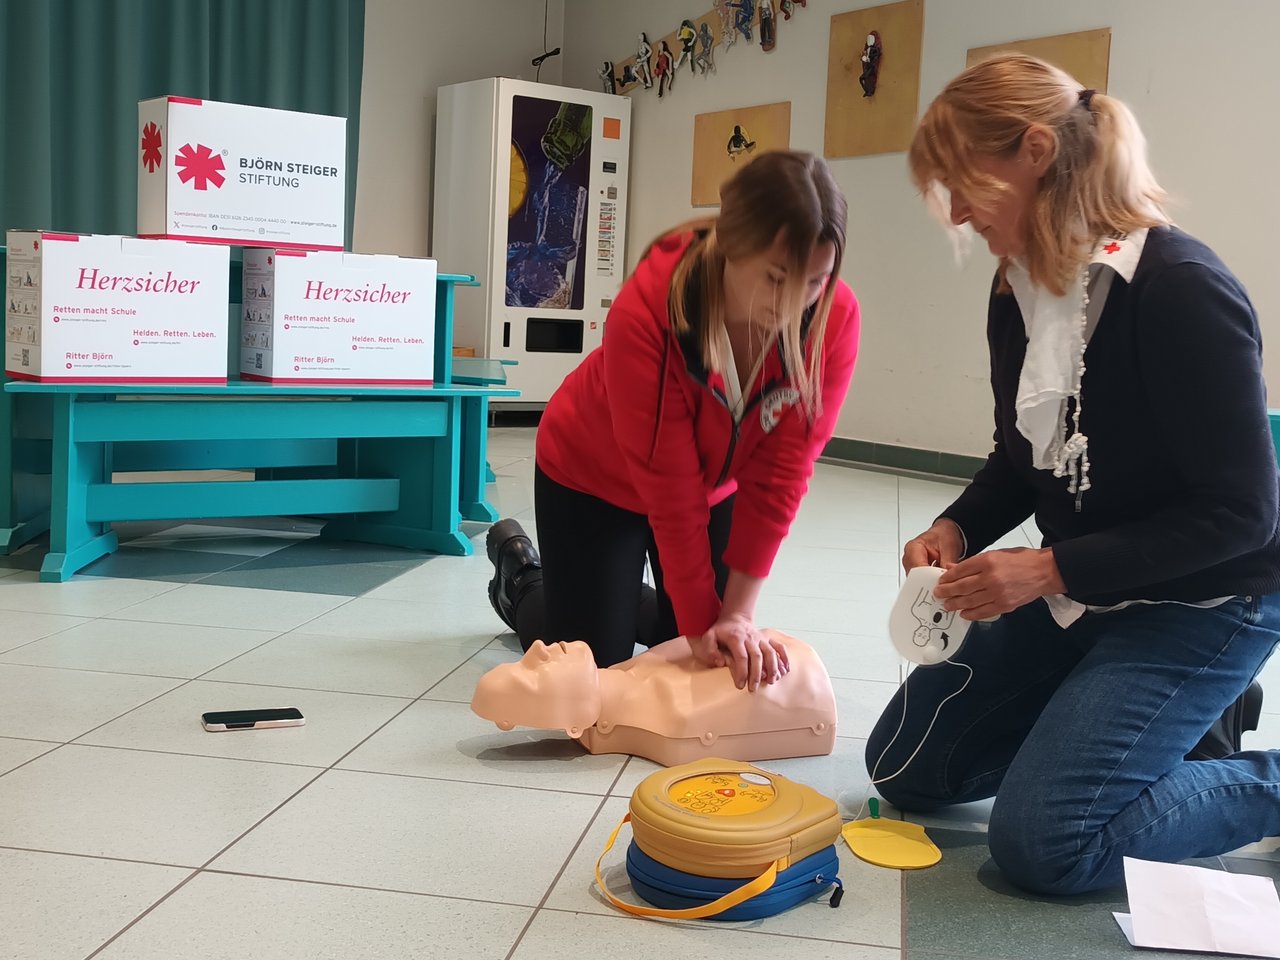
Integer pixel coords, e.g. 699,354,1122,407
470,630,838,767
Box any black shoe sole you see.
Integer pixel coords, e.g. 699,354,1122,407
488,573,517,632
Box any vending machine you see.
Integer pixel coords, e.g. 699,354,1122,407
432,78,631,405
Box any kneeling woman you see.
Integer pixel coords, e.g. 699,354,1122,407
487,150,860,693
869,54,1280,895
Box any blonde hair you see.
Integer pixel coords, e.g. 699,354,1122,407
909,53,1169,295
644,150,847,419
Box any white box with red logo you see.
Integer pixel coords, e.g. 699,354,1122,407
4,231,230,383
240,249,436,383
137,95,346,251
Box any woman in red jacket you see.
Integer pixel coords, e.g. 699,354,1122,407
486,150,860,692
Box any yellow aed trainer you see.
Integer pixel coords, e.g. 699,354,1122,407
595,757,845,921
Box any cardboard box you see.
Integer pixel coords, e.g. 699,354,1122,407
240,249,436,384
5,231,230,383
137,96,346,251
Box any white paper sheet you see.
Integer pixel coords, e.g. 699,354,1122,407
1113,857,1280,958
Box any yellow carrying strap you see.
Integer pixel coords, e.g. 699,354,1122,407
594,812,779,920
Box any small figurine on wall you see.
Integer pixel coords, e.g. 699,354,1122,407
860,30,883,97
637,32,654,89
676,19,698,73
715,0,738,50
726,124,757,160
654,40,676,98
694,21,716,74
759,0,776,52
620,63,640,87
598,60,617,95
728,0,754,44
780,0,796,19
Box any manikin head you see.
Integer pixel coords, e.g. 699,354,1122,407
470,640,602,738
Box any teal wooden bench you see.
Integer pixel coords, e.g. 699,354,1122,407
1,266,518,581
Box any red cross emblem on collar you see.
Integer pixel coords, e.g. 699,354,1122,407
1103,241,1121,254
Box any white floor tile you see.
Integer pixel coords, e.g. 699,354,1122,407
0,664,181,741
0,849,189,960
361,552,492,604
0,736,59,775
832,677,900,741
107,583,347,632
211,769,602,904
299,597,498,647
126,523,312,557
1226,836,1280,860
769,550,900,596
0,574,179,617
514,909,900,959
756,593,892,638
800,630,903,684
1244,709,1280,751
421,639,522,702
0,619,278,678
811,463,901,501
486,474,534,518
96,872,532,960
201,632,476,698
786,525,901,555
544,793,899,947
0,744,316,866
901,797,996,834
0,610,88,654
772,544,900,579
78,680,411,768
337,698,626,793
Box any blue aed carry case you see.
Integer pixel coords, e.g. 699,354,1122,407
595,758,844,920
624,842,842,921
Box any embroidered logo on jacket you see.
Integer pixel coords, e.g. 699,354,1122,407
760,387,801,434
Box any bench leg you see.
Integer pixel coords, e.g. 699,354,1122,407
41,395,117,581
1,390,53,553
321,398,472,556
459,395,499,523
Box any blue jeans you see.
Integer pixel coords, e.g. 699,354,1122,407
864,594,1280,895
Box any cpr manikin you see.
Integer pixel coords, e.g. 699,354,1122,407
470,630,838,767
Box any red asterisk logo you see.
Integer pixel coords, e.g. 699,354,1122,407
141,122,163,173
175,143,225,191
1103,241,1121,254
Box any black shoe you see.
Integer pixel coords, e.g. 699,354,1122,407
1186,681,1264,761
486,519,542,632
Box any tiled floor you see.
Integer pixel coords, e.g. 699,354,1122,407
1,426,1276,960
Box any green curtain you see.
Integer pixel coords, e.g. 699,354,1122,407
0,0,364,245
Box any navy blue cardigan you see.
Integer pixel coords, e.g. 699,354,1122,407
941,226,1280,606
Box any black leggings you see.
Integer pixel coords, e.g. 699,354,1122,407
516,465,732,667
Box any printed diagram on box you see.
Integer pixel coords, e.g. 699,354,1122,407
6,258,41,349
241,265,274,353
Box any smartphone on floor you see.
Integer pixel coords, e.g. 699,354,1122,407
201,707,305,732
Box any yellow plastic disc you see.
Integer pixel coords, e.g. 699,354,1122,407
842,818,942,870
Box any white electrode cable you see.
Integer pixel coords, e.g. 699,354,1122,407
854,658,974,823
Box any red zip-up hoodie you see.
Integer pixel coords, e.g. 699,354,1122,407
536,230,861,637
